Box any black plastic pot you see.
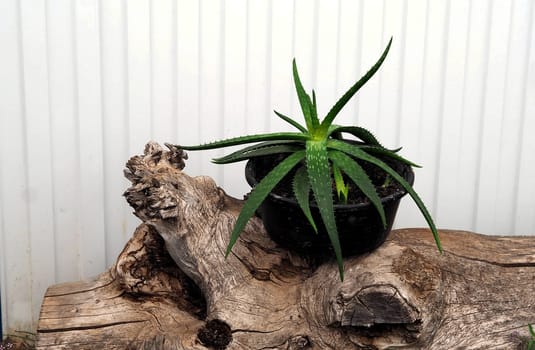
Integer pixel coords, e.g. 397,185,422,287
245,154,414,258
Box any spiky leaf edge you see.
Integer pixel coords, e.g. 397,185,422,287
225,151,306,256
329,139,442,253
329,150,386,226
292,166,317,233
332,163,349,203
213,143,303,164
327,125,384,148
171,132,308,151
320,37,393,132
274,110,308,133
358,145,420,168
306,140,344,280
293,59,319,130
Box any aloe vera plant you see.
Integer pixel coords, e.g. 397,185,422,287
169,37,442,279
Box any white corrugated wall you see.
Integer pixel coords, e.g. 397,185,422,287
0,0,534,335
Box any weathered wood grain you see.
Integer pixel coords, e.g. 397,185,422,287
36,142,535,349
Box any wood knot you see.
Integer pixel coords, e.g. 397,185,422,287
164,143,188,170
197,319,232,350
288,335,312,349
331,284,419,327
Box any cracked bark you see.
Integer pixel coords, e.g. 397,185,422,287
36,142,535,349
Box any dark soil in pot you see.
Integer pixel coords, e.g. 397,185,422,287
245,152,414,259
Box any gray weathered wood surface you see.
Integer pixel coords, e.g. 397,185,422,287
36,142,535,349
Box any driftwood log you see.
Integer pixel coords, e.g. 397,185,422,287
37,142,535,349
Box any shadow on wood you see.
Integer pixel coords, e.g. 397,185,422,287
36,142,535,349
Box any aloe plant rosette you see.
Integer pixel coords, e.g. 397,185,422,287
170,38,442,280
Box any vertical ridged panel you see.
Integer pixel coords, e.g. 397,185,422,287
19,0,56,323
379,0,405,146
271,0,295,130
47,0,80,285
126,0,152,154
435,0,471,230
395,0,430,228
357,1,385,133
74,0,106,279
475,0,513,234
176,1,200,177
514,0,535,235
494,0,533,234
100,0,130,266
152,0,176,143
198,0,224,180
0,0,33,332
222,0,248,195
314,0,339,117
334,0,363,127
417,0,449,217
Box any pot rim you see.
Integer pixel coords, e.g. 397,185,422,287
245,156,414,210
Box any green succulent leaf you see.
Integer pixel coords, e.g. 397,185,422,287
327,125,403,153
311,89,318,126
225,150,306,256
172,132,308,151
213,140,303,161
306,140,344,280
292,166,317,233
274,110,308,133
327,125,384,148
329,139,442,253
293,59,319,130
358,145,421,167
213,143,303,164
329,150,386,226
332,163,349,204
529,324,535,350
320,37,393,132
